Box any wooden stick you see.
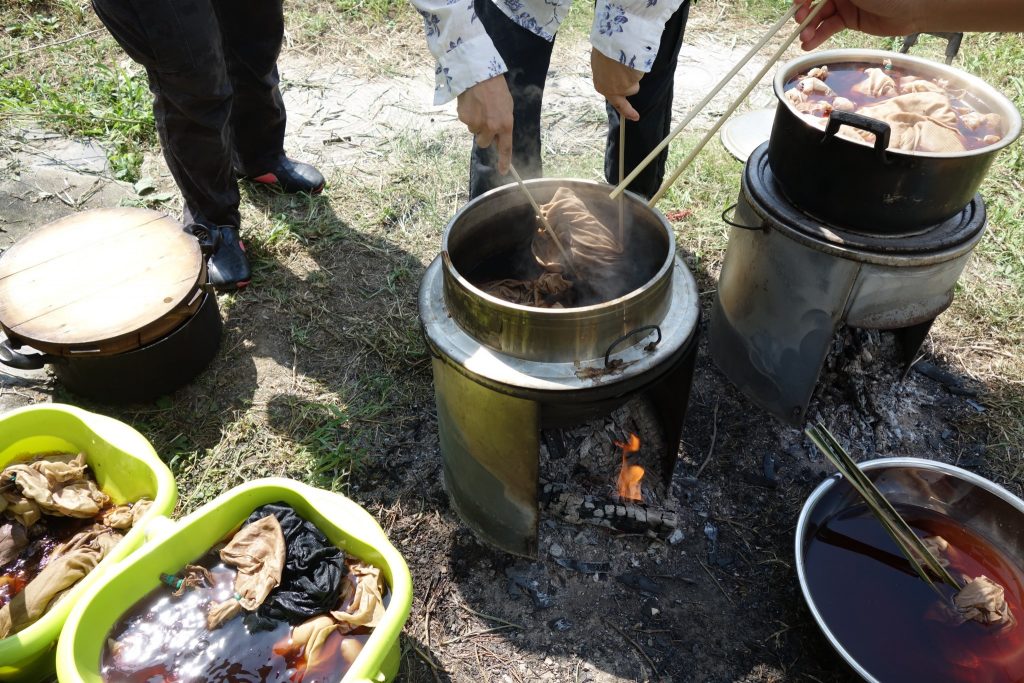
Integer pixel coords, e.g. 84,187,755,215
609,3,799,200
509,165,579,277
647,0,828,207
618,121,626,244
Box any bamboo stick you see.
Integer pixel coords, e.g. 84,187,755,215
647,0,829,207
618,121,626,244
608,3,799,200
508,165,578,278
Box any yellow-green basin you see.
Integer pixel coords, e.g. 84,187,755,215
57,478,413,683
0,403,177,682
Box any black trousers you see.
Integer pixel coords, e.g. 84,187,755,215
91,0,288,228
470,0,690,199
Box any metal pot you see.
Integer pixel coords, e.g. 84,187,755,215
769,49,1022,233
0,291,222,403
795,458,1024,682
441,178,675,363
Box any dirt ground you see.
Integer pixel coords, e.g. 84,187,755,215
1,10,1021,683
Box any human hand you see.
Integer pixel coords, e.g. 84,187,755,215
457,75,514,175
591,48,642,122
793,0,921,51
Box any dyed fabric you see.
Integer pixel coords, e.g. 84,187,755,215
207,515,286,630
534,187,624,281
0,526,120,638
245,504,347,628
482,272,573,308
956,575,1014,626
101,499,153,530
2,453,109,523
0,522,26,568
331,561,386,633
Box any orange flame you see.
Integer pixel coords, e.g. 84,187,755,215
614,433,644,503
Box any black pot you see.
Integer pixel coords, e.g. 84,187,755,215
768,49,1021,234
0,291,222,403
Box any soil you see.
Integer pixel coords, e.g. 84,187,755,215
0,19,1017,683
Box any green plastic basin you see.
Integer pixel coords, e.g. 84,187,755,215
56,478,413,683
0,403,177,682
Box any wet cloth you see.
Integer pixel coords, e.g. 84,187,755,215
955,575,1014,627
2,453,109,524
533,187,625,281
331,561,386,633
207,514,286,630
100,499,154,530
852,68,897,98
0,526,120,638
856,93,964,153
0,522,27,568
245,504,347,627
482,273,573,308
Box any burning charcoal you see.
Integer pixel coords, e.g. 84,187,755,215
547,617,573,632
552,556,611,576
615,572,662,596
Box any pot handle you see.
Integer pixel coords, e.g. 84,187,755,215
721,204,767,232
824,110,891,164
604,325,661,368
0,338,52,371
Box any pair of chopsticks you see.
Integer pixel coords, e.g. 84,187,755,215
609,1,830,207
806,424,962,593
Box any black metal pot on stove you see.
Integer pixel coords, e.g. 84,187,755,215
769,49,1021,234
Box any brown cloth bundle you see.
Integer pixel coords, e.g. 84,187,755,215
0,526,120,638
483,272,573,307
533,187,624,281
331,561,386,632
100,499,153,530
1,453,110,525
207,514,287,629
852,67,897,98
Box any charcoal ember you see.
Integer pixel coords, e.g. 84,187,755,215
615,572,662,596
505,567,555,609
552,556,610,575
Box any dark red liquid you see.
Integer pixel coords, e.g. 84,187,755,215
805,505,1024,682
0,516,94,610
101,553,375,683
783,62,1004,150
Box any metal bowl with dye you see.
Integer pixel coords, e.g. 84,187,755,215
795,458,1024,682
441,178,676,363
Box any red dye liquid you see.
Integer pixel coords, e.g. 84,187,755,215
805,505,1024,683
101,553,371,683
0,516,94,610
783,62,1004,150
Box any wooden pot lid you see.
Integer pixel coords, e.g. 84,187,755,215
0,207,205,356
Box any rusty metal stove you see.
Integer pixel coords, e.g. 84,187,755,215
419,179,701,557
710,143,987,426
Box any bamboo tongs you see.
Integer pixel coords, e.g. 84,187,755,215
609,1,829,207
806,424,962,593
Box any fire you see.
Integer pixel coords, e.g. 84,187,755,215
614,433,644,503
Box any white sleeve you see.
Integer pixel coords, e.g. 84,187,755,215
590,0,687,73
411,0,509,104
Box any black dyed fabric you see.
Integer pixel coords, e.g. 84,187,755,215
243,503,346,629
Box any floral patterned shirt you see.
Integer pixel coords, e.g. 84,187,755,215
413,0,688,104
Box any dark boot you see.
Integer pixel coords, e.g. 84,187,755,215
239,155,325,194
187,223,252,291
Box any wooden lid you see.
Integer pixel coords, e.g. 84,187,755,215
0,207,205,356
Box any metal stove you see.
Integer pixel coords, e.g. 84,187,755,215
710,143,986,426
419,179,701,557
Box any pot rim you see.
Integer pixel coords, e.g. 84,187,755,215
773,48,1023,159
441,178,677,317
793,456,1024,683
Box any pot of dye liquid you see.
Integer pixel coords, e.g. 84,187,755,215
796,458,1024,682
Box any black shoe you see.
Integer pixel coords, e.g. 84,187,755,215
187,223,252,292
241,156,325,194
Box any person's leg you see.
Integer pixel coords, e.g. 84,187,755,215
92,0,250,288
604,0,690,199
214,0,324,193
469,0,555,199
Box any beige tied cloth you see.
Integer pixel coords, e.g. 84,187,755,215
0,522,27,567
207,515,287,630
852,67,897,98
483,272,573,308
1,453,109,525
855,92,965,153
100,499,153,530
0,526,120,638
532,187,624,281
955,575,1015,627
